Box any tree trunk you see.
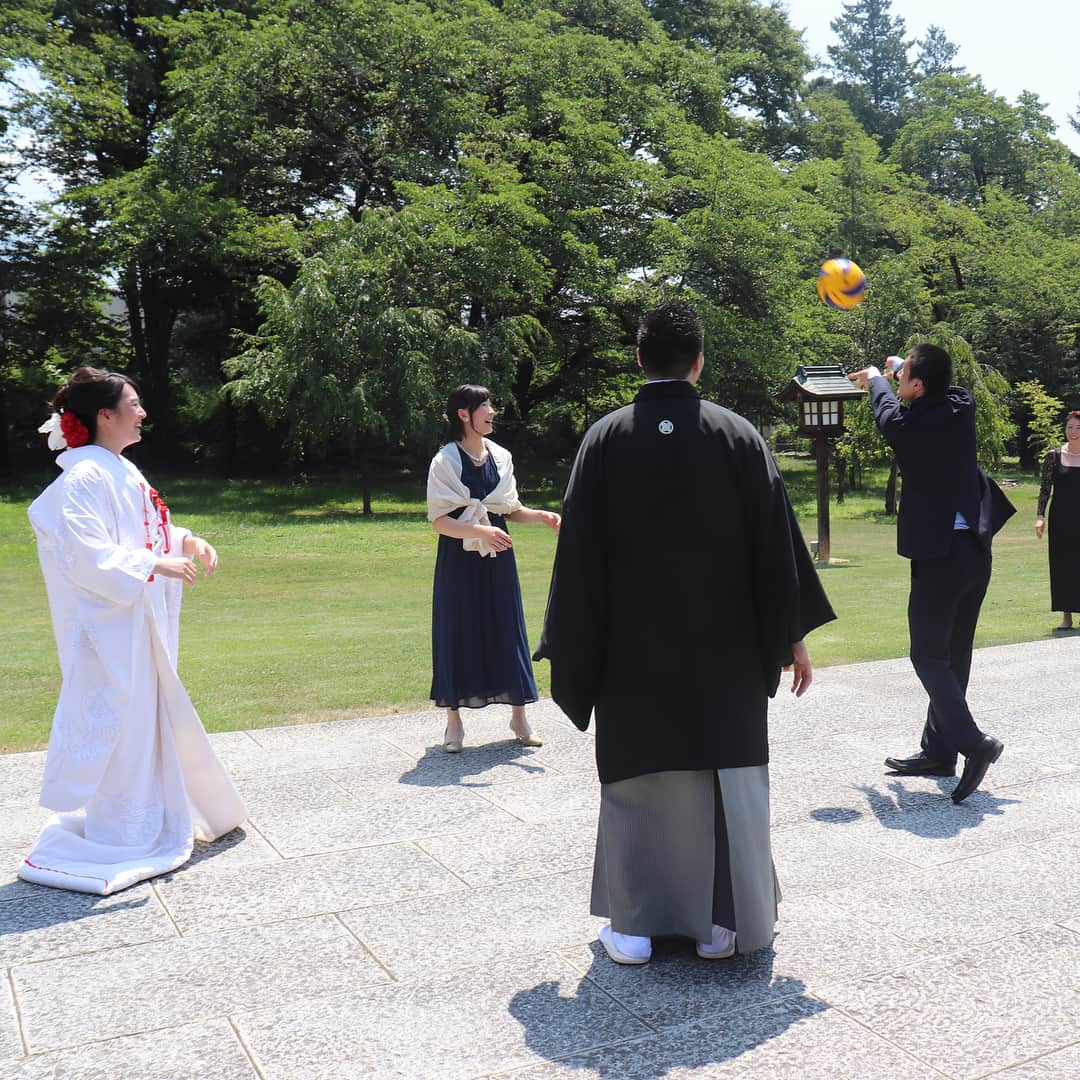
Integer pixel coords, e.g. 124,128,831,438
0,379,10,475
885,460,898,515
122,262,176,438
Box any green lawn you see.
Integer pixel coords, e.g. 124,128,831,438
0,457,1053,754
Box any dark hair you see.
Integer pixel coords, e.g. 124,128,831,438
1065,411,1080,429
446,384,492,440
636,300,705,379
52,367,138,443
906,343,952,397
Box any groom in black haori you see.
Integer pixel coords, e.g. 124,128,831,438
534,301,835,964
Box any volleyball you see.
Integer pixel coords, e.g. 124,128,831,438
816,258,866,310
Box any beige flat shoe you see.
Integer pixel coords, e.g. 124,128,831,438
512,730,543,747
443,729,464,753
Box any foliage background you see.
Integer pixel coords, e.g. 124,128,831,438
3,0,1080,478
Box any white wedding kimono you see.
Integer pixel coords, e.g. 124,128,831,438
21,444,247,895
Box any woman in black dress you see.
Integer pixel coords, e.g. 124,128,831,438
1036,411,1080,629
427,385,560,752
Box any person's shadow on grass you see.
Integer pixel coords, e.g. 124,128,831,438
507,940,826,1076
397,741,546,789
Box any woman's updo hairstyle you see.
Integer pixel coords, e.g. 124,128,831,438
445,384,492,441
52,367,138,443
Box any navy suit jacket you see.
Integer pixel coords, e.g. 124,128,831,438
868,377,1015,559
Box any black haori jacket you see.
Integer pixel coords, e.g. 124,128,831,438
533,380,836,784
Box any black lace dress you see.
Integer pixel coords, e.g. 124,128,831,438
1038,448,1080,611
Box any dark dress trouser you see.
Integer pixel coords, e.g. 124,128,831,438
909,529,991,765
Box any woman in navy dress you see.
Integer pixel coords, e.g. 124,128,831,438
427,385,560,752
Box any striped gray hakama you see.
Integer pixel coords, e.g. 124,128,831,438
590,766,780,953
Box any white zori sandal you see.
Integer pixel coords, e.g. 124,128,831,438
696,925,736,959
599,924,651,965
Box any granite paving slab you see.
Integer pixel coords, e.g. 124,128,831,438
250,783,515,857
0,884,177,966
0,809,49,857
232,769,372,819
770,820,916,897
0,1019,256,1079
0,976,23,1063
0,754,45,811
0,872,41,906
525,735,599,778
993,1042,1080,1078
825,843,1080,952
556,891,930,1033
12,915,389,1054
155,839,467,933
480,995,942,1080
213,726,414,779
769,764,956,831
236,953,648,1080
6,638,1080,1077
416,814,597,888
341,741,554,794
833,777,1080,868
767,731,902,778
818,924,1080,1079
339,868,603,980
474,774,601,825
1019,728,1080,769
180,823,282,871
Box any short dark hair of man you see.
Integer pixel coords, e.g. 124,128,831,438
907,343,953,397
637,300,705,379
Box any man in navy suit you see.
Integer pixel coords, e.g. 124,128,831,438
850,344,1015,804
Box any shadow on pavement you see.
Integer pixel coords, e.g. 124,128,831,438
853,780,1019,836
508,940,826,1076
0,879,151,935
397,742,546,789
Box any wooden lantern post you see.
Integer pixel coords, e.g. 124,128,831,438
778,365,866,565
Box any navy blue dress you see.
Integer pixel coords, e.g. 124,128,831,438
430,446,539,709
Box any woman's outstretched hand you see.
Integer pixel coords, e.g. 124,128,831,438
477,524,513,551
184,534,219,576
539,510,561,534
154,556,198,585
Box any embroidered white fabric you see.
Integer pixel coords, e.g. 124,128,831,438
21,445,247,895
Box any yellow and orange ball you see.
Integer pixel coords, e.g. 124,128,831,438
816,258,866,310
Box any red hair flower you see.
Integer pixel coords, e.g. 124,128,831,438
59,411,90,448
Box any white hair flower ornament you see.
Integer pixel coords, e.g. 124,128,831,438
38,412,68,451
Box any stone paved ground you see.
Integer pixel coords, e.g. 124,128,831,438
3,637,1080,1079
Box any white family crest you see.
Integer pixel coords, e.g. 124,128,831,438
658,419,674,435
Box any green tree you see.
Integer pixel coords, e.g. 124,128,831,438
827,0,913,145
1,0,286,442
645,0,812,154
919,325,1015,470
1014,379,1065,465
914,25,962,79
890,75,1069,208
225,209,540,508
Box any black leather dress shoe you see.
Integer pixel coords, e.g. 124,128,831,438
884,751,956,777
951,736,1004,804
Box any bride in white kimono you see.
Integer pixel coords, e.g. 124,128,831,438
21,367,247,895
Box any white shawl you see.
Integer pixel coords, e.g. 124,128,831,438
426,439,522,557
